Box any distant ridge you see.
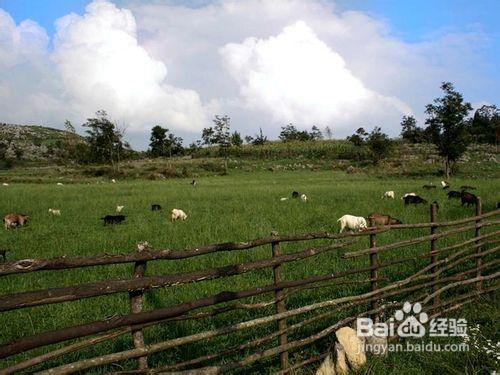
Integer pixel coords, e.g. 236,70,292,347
0,123,84,161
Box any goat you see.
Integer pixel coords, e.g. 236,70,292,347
171,209,187,222
101,215,126,225
3,214,29,229
368,213,402,226
337,215,367,233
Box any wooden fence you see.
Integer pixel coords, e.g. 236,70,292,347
0,201,499,374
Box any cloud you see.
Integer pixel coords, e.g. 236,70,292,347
220,21,411,130
52,0,211,133
0,0,497,147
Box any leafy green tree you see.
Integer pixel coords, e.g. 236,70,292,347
347,127,368,146
149,125,168,157
425,82,472,179
468,104,499,145
149,126,184,157
252,128,268,146
366,126,393,163
279,124,312,142
82,110,125,166
400,115,425,143
324,126,333,139
201,127,215,146
231,131,243,146
310,125,323,140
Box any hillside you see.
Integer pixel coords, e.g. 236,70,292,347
0,123,84,162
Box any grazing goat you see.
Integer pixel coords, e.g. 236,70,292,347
300,194,308,203
191,179,197,187
57,182,64,186
460,185,476,190
292,191,300,198
381,191,395,199
48,208,61,216
447,191,462,199
3,214,29,229
116,205,124,213
101,215,126,225
441,180,450,189
111,179,116,183
337,215,367,233
171,209,187,222
401,193,417,200
368,213,402,226
404,195,427,205
460,191,477,207
2,183,9,186
423,184,436,189
151,204,162,211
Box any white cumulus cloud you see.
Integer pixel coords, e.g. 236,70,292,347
220,21,411,129
52,0,211,133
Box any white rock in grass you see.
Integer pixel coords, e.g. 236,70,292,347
335,327,366,370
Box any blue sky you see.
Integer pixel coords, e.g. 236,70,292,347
0,0,498,148
2,0,499,44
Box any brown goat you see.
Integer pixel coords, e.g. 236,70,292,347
3,214,29,229
368,213,402,226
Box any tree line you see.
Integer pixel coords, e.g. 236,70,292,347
3,82,495,178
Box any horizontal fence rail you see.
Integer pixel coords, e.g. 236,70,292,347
0,204,499,374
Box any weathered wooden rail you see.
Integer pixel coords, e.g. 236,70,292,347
0,203,498,374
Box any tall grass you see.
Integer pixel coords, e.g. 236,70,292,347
0,171,498,373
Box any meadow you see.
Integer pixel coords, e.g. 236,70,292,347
0,170,499,373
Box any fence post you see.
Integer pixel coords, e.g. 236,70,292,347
129,242,149,370
368,219,379,323
271,231,289,372
429,203,439,313
475,198,482,291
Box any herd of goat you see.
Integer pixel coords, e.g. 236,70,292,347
1,179,497,233
291,180,494,233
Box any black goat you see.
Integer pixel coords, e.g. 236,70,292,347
101,215,126,225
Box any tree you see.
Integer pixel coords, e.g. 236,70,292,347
468,104,499,145
201,127,215,146
310,126,323,140
347,127,368,146
231,131,243,146
83,110,125,166
366,127,393,164
279,124,312,142
252,128,268,146
244,135,253,144
212,115,232,154
324,126,333,140
425,82,472,179
149,125,168,157
149,126,184,157
400,115,424,143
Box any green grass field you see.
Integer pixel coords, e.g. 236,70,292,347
0,170,498,373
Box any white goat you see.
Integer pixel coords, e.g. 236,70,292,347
280,197,288,201
57,182,64,186
116,205,124,213
171,208,188,222
111,179,117,183
300,194,308,203
48,208,61,216
2,183,9,186
337,215,367,233
381,191,395,199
